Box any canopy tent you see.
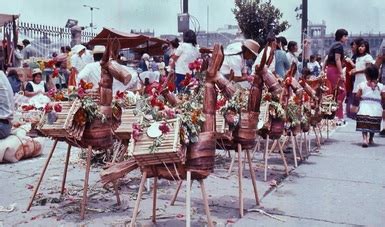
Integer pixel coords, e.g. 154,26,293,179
88,27,168,56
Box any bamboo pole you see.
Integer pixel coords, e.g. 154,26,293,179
130,171,148,227
186,171,191,227
80,145,92,220
61,144,71,195
27,139,58,211
170,180,183,205
152,177,158,223
246,149,260,205
278,141,289,176
199,179,214,227
237,144,244,217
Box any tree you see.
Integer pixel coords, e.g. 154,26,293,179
233,0,290,48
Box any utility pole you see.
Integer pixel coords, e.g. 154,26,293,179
183,0,188,14
301,0,308,43
83,5,100,34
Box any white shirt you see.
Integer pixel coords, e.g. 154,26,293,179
220,42,250,89
252,46,275,74
286,51,300,79
0,71,14,120
357,81,383,117
138,71,160,84
70,54,88,72
307,61,320,74
77,62,139,94
174,42,200,75
353,54,375,93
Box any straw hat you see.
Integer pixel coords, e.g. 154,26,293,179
92,45,105,54
242,39,260,56
32,68,42,75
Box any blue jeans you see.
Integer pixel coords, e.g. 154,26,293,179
175,73,185,93
0,121,11,139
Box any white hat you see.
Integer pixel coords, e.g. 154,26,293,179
92,45,105,54
72,44,86,54
32,68,42,75
17,41,24,47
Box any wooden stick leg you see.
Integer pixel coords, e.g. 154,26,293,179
304,132,309,157
170,180,183,206
61,144,71,195
130,171,148,227
237,144,244,217
291,135,298,168
298,133,303,159
199,180,214,227
227,151,236,176
318,124,324,144
278,141,289,176
327,119,329,139
246,150,260,205
152,177,158,223
294,136,303,161
27,139,58,211
264,136,269,182
113,181,121,206
186,171,191,227
80,146,92,220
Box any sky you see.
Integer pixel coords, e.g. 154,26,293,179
2,0,385,42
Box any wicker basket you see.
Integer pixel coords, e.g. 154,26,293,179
79,119,113,149
37,101,73,138
233,111,259,150
129,119,185,168
269,118,285,140
114,108,139,140
187,131,217,180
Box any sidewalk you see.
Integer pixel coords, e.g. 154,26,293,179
235,118,385,226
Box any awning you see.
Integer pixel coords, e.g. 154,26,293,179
88,27,168,53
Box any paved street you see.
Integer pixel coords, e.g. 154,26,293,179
0,119,384,226
236,119,385,226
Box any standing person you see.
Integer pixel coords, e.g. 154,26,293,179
170,30,200,93
0,71,14,139
220,39,260,89
286,41,300,79
275,36,290,78
352,64,385,147
21,39,38,59
14,41,24,67
252,35,277,75
350,40,375,95
325,28,349,125
69,44,87,87
345,38,364,119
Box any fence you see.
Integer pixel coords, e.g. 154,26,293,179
17,21,97,58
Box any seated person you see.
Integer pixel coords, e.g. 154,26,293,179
24,68,48,97
0,71,14,139
7,69,22,94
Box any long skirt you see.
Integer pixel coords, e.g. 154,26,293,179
356,115,382,133
326,65,345,119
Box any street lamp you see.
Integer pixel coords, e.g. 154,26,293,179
83,4,100,34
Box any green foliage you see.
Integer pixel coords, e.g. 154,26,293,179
233,0,290,47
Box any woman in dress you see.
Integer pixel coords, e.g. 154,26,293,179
325,28,349,125
353,64,385,147
24,68,48,97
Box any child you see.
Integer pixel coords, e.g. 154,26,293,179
352,64,385,147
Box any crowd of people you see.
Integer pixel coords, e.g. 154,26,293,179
1,28,385,147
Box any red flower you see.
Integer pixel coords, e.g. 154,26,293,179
303,93,310,102
180,73,192,87
167,81,176,92
188,62,195,70
52,68,59,78
77,87,85,98
44,104,53,113
285,77,292,86
159,122,170,134
263,93,272,102
22,105,35,111
165,107,176,118
48,88,56,97
215,98,227,110
54,103,62,112
132,123,143,141
115,90,125,99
